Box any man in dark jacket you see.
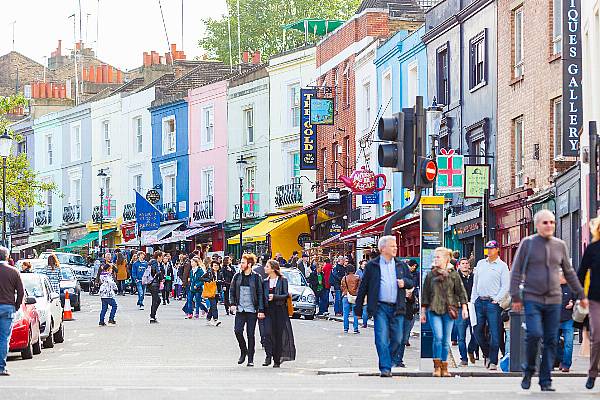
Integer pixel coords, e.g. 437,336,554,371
148,251,164,324
221,256,235,315
0,246,24,376
356,236,413,377
456,257,478,365
330,256,346,316
230,253,265,367
556,273,577,372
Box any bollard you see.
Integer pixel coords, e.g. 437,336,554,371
509,310,526,372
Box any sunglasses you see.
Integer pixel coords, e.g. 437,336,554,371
541,220,555,225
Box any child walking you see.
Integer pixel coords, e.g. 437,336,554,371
99,264,118,326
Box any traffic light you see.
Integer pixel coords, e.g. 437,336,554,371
377,108,415,187
416,156,437,188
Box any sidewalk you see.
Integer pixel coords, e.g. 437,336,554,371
316,314,588,377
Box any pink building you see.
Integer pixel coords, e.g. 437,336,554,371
187,80,229,251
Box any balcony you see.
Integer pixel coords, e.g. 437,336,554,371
10,213,26,233
158,202,178,222
35,209,52,227
62,204,81,224
123,203,136,221
274,179,302,209
193,196,214,221
233,204,257,220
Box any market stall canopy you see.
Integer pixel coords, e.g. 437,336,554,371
118,222,183,247
361,215,419,236
58,229,116,252
282,19,344,37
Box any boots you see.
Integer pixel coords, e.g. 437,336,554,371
432,359,442,377
441,361,452,377
262,356,272,366
237,350,247,365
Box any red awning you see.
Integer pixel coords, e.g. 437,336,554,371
338,211,396,241
361,215,420,236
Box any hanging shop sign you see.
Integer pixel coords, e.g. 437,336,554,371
327,187,341,205
243,189,260,215
102,198,116,218
562,0,582,157
329,220,345,237
300,88,318,170
339,166,386,195
464,164,491,198
436,148,464,194
297,233,312,247
362,191,380,205
146,189,161,205
310,98,335,125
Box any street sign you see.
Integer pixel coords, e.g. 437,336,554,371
361,191,380,205
464,164,491,198
327,187,341,204
436,149,464,193
425,160,437,181
146,189,161,204
300,88,318,170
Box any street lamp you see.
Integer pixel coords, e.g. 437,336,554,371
97,168,107,257
426,97,444,159
0,130,13,247
236,155,247,258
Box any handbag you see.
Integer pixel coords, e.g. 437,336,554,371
286,294,294,317
202,280,217,299
344,277,357,304
447,304,459,320
573,299,589,323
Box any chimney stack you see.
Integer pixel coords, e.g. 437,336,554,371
252,50,261,65
242,51,250,63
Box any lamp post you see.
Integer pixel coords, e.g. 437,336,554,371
236,155,247,258
426,98,444,195
97,169,107,257
0,130,13,247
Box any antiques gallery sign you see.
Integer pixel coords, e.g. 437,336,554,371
563,0,582,157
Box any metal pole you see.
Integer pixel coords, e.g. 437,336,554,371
99,187,103,257
2,157,6,247
590,121,598,219
236,0,241,72
239,177,243,258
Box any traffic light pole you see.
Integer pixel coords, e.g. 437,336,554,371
383,189,422,235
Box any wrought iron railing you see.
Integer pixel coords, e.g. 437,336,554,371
35,209,52,227
10,213,26,232
193,196,214,221
233,204,257,220
62,204,81,224
123,203,136,221
274,179,302,209
92,206,103,224
158,202,178,222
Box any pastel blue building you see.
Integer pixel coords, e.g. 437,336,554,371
375,26,428,211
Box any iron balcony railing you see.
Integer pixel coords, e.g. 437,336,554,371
10,213,26,232
35,209,52,227
193,196,214,221
275,179,302,209
62,204,81,224
92,206,103,224
123,203,136,221
158,202,178,222
233,204,257,220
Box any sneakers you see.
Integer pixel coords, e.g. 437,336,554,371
194,314,199,319
488,363,497,371
210,320,222,327
139,305,144,311
0,369,10,376
99,322,106,326
108,320,116,325
521,373,532,390
460,360,468,367
150,318,158,324
185,314,193,319
586,377,596,389
354,330,360,334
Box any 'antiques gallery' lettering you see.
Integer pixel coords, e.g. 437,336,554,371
300,88,317,170
563,0,583,157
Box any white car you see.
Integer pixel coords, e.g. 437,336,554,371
39,252,92,291
20,273,65,348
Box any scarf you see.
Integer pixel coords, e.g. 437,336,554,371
431,264,451,282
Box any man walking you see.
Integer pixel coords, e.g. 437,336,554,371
356,236,414,377
230,254,265,367
457,257,478,365
221,256,235,315
510,209,586,391
0,246,24,376
330,256,346,316
471,240,509,370
132,251,148,310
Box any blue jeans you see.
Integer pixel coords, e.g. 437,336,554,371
0,304,15,372
473,298,502,364
185,288,208,315
136,280,145,306
100,298,117,323
428,310,454,361
373,302,404,373
556,319,574,369
317,290,329,314
334,289,342,315
342,297,359,332
456,312,478,362
396,316,414,363
362,304,369,327
523,301,561,386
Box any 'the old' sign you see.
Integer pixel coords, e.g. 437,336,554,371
300,88,318,170
563,0,583,157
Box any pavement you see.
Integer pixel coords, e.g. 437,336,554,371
1,293,597,400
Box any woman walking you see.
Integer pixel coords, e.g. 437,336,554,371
579,217,600,389
43,253,61,295
173,260,183,300
115,251,128,296
99,263,118,326
148,251,164,324
162,253,174,305
202,260,222,326
341,265,360,334
186,258,208,319
263,259,296,367
421,247,468,377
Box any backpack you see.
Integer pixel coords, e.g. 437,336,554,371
141,264,153,285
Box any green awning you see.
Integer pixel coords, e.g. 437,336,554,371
282,19,344,37
58,229,115,251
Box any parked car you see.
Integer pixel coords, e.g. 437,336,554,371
20,273,64,348
14,258,46,272
282,268,316,320
9,289,42,360
39,252,92,291
34,266,81,311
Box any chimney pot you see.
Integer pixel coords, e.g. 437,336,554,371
242,51,250,63
252,50,261,65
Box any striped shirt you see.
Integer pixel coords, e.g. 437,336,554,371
43,266,62,294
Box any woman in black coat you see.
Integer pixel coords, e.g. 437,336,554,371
263,259,296,367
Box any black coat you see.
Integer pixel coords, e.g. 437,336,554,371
307,271,324,294
229,271,265,312
263,276,289,308
356,256,414,317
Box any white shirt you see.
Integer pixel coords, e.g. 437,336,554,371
471,257,510,303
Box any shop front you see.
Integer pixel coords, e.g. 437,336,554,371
554,164,581,269
11,231,58,259
447,207,484,261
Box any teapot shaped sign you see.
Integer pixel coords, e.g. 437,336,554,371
339,166,386,195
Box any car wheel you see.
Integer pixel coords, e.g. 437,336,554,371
21,331,33,360
291,313,300,319
43,322,55,348
305,314,315,320
53,322,65,343
32,336,42,355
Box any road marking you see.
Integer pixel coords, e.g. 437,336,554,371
72,342,89,347
78,333,94,337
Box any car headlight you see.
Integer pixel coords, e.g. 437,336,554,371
307,294,315,303
300,295,307,302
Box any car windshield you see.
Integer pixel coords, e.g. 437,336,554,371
41,253,86,266
282,270,306,286
20,276,44,298
60,268,75,280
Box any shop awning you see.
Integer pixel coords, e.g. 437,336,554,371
361,215,420,236
270,189,350,223
118,222,183,247
58,229,116,251
338,211,396,241
11,240,52,253
227,215,289,245
153,224,218,245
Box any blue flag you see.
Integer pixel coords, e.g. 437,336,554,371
135,191,160,231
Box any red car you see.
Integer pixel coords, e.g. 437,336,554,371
9,289,42,359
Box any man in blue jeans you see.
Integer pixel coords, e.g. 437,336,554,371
510,209,586,392
471,240,510,370
132,251,148,310
330,256,346,316
0,246,24,376
556,274,577,372
356,236,413,377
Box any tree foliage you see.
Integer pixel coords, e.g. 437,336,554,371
0,94,58,213
199,0,361,63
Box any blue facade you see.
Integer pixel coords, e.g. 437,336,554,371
375,26,428,211
150,100,190,221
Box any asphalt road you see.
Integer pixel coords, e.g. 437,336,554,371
2,293,596,400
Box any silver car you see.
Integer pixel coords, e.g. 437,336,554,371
282,268,316,320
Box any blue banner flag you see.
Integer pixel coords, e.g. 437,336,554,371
135,191,160,231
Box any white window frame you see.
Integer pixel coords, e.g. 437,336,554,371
363,82,371,131
407,61,419,107
553,97,563,159
133,174,143,200
102,120,111,156
202,168,214,200
46,134,53,166
70,123,81,162
201,106,214,150
133,116,143,153
162,116,176,155
514,117,525,187
245,165,256,191
244,108,254,145
159,161,177,204
289,83,300,129
552,0,562,55
382,69,392,117
513,7,524,78
288,152,300,183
